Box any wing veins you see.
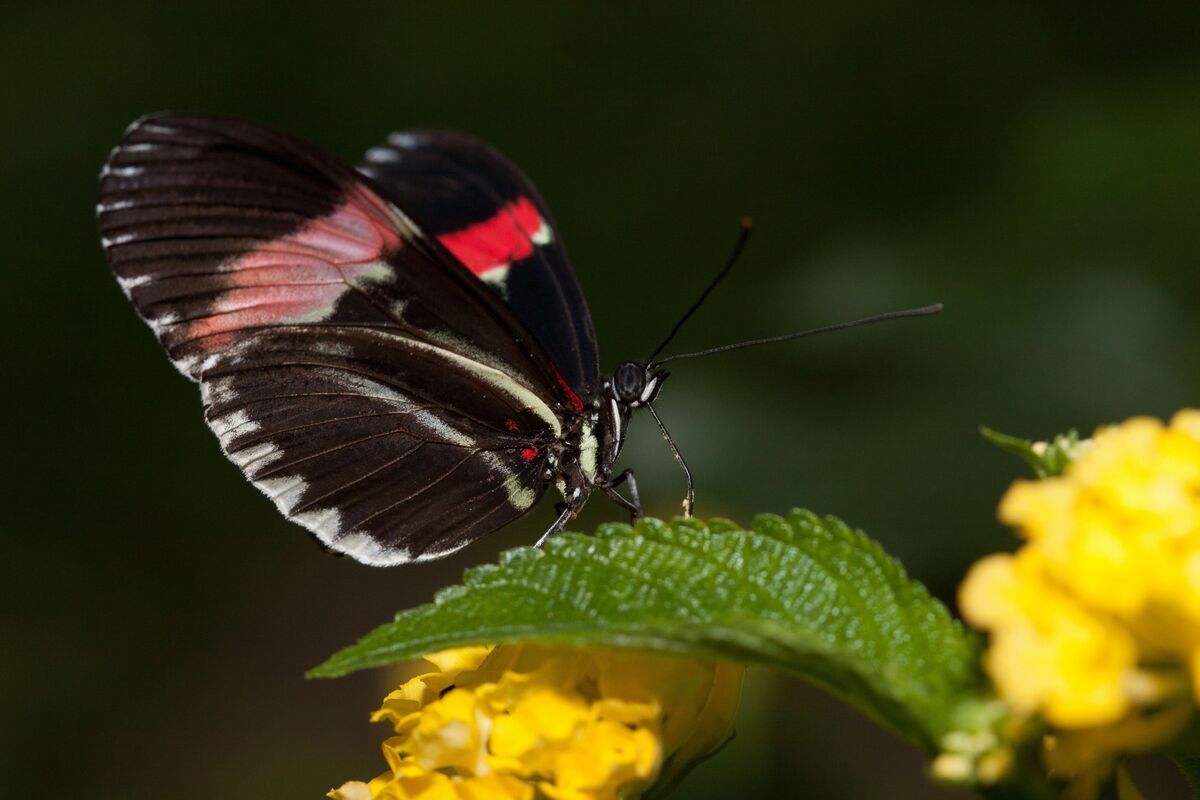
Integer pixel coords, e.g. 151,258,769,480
206,360,526,434
288,441,427,516
218,408,436,447
142,281,350,313
406,459,545,557
347,450,481,532
248,427,469,483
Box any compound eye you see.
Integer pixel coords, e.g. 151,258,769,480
614,362,646,402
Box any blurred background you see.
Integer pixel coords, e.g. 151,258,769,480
4,2,1200,797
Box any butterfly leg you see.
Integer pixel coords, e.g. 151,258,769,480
646,403,695,517
535,504,574,548
601,468,643,523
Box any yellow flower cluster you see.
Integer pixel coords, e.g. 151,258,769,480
330,644,744,800
960,410,1200,793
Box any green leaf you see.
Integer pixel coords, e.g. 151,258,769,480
980,425,1086,478
310,510,985,750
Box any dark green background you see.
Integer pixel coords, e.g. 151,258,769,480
4,2,1199,797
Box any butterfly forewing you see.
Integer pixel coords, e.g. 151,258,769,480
359,130,599,403
98,113,574,563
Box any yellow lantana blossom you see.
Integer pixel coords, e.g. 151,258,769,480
960,410,1200,796
330,644,744,800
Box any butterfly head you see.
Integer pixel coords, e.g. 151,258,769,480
610,361,668,409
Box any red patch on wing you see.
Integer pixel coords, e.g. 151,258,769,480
504,418,520,432
554,369,585,414
520,447,538,461
437,195,544,276
180,191,402,344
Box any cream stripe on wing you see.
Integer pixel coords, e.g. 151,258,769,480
348,326,563,436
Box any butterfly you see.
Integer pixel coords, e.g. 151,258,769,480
97,113,939,565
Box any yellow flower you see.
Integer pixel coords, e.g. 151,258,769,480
330,644,744,800
959,410,1200,796
960,551,1139,726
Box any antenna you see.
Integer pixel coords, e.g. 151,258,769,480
648,217,753,362
655,303,943,365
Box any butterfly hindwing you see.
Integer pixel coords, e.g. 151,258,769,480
98,113,568,563
202,326,548,563
359,130,599,404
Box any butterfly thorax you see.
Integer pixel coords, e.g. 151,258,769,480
549,361,668,511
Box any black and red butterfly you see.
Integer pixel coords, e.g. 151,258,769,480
97,113,938,565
